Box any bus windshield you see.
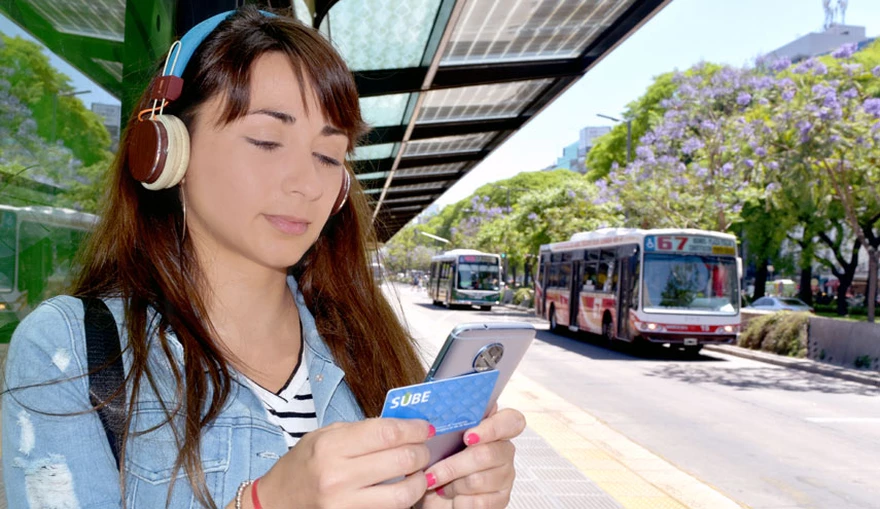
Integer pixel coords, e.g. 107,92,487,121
642,253,738,314
458,262,500,291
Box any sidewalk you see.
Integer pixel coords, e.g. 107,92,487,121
500,373,744,509
704,343,880,388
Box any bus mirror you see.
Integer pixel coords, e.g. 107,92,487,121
736,257,743,279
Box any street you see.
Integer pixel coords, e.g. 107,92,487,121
390,283,880,509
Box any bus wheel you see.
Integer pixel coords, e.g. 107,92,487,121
602,318,615,343
549,307,560,332
480,305,492,311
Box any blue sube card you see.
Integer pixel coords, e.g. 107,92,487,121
380,370,499,436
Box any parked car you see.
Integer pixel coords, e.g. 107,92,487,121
747,296,814,312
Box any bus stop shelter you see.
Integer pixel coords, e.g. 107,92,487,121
0,0,668,241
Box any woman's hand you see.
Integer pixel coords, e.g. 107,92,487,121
256,418,435,508
421,405,526,508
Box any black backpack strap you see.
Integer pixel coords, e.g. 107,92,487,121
80,296,126,470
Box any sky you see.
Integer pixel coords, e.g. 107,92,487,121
2,0,879,211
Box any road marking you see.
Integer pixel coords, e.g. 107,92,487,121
805,417,880,423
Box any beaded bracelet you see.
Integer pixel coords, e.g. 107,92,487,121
235,480,254,509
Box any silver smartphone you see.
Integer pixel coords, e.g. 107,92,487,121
423,321,535,467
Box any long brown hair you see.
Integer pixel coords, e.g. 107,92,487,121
73,7,424,507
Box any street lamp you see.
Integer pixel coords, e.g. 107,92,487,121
490,183,530,212
416,230,450,244
597,113,632,164
53,89,91,141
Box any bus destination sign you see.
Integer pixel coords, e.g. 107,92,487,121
644,235,736,256
459,255,498,264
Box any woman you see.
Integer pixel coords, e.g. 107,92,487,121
2,7,524,508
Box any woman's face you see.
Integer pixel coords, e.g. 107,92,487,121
183,52,349,273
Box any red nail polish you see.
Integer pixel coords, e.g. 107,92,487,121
428,425,436,438
466,433,480,446
426,473,437,489
437,486,446,497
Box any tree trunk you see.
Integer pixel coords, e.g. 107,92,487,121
753,260,769,299
511,264,518,287
837,278,852,316
799,266,813,306
868,250,877,323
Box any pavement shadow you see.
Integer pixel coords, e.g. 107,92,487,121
644,363,880,396
534,328,725,363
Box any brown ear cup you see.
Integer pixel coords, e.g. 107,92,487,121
128,115,191,191
331,170,351,215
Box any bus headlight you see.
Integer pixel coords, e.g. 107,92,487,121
637,321,663,332
721,324,738,333
0,302,6,311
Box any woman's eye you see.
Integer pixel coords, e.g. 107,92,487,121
245,137,281,151
315,153,343,168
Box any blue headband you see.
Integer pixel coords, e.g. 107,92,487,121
165,10,276,78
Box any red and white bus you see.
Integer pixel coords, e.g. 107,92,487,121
535,228,741,353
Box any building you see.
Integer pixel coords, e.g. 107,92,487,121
767,24,873,62
549,125,611,174
90,102,121,149
555,142,579,171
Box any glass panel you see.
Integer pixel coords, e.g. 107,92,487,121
0,210,16,292
0,19,112,341
394,163,465,177
403,132,495,157
384,204,424,212
387,182,447,192
25,0,126,41
352,143,396,161
320,0,442,71
442,0,637,65
355,171,390,181
383,195,434,205
292,0,314,25
642,253,739,314
418,80,551,123
360,93,412,127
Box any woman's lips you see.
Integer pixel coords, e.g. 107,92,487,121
264,214,310,235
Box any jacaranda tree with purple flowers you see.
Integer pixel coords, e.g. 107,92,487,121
754,41,880,320
605,63,768,231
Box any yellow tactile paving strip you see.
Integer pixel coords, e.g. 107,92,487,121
499,373,746,509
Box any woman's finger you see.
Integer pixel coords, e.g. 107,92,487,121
346,443,431,487
355,471,430,509
322,418,434,458
434,464,514,499
436,489,511,509
461,408,525,448
426,441,515,489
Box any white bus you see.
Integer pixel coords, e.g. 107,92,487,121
536,228,741,354
0,205,98,342
428,249,502,310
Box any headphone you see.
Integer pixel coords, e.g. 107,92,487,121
127,10,351,215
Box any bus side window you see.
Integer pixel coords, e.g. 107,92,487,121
582,263,597,291
560,263,571,289
631,255,640,310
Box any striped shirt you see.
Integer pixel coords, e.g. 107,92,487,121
245,346,318,448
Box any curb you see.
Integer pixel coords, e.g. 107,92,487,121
704,344,880,388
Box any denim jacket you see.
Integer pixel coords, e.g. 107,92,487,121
2,276,365,508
